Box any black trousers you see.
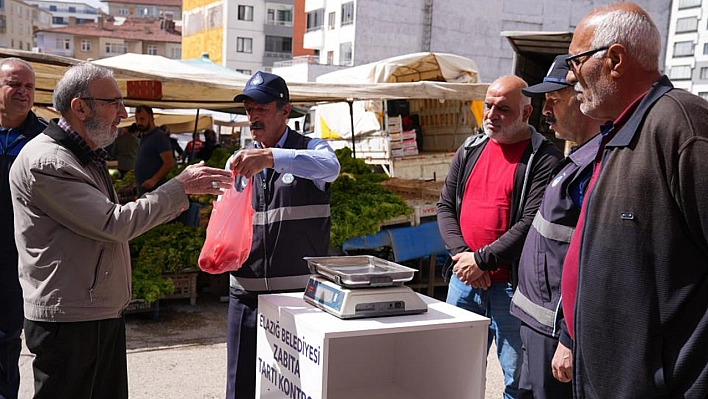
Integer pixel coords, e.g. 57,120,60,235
226,289,258,399
518,323,572,399
0,254,23,399
24,318,128,399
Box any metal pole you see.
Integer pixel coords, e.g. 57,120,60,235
190,108,200,162
348,100,356,159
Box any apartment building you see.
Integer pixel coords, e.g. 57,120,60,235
102,0,180,20
302,0,670,82
35,15,181,59
23,0,99,27
0,0,52,50
182,0,293,75
665,0,708,99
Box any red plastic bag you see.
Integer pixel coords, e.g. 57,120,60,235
198,178,254,274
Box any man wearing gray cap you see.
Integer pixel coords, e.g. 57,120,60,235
225,71,340,398
510,54,600,399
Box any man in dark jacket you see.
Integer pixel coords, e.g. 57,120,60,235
225,72,340,399
562,3,708,398
0,57,46,399
437,75,562,399
511,55,600,399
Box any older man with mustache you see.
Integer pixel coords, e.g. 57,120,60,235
224,71,340,399
561,3,708,398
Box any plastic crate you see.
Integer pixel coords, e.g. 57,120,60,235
162,271,198,305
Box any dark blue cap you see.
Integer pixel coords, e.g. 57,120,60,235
234,71,290,104
522,54,572,97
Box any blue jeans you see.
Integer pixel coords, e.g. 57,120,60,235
447,275,522,399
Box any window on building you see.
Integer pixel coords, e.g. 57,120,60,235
184,10,203,36
306,9,323,32
236,69,251,75
56,38,70,50
674,41,695,57
266,3,293,26
52,16,64,24
678,0,701,9
207,4,223,29
238,5,253,21
0,0,4,11
669,65,692,80
704,43,708,55
147,44,158,55
49,5,56,11
327,51,334,65
68,6,75,12
341,2,353,25
81,40,91,52
169,47,181,59
328,12,335,30
105,42,127,54
339,42,352,65
699,92,708,101
237,37,252,53
676,17,698,33
118,8,128,16
700,67,708,80
0,16,6,33
265,35,292,55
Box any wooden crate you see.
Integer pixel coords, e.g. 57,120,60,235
162,271,198,305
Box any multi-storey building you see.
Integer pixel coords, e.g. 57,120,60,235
302,0,670,82
181,0,293,75
0,0,52,50
35,15,181,59
665,0,708,99
23,0,99,27
102,0,180,20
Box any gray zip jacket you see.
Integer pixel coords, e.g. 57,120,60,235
10,121,189,322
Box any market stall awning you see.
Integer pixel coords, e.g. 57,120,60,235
0,49,489,110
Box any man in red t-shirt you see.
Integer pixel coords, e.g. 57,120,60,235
437,76,562,399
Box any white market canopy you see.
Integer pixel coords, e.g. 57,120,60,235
0,49,488,111
316,52,480,84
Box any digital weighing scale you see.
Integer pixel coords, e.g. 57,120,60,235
302,256,428,319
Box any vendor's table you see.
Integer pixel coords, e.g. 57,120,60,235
256,292,489,399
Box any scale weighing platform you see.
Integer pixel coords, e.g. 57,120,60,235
302,255,428,319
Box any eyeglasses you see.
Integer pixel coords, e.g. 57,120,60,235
565,47,609,71
79,97,125,107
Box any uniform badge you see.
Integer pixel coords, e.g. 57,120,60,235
281,173,294,184
251,73,263,86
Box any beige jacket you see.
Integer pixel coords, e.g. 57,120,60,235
10,122,189,322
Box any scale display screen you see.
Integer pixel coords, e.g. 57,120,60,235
304,278,344,311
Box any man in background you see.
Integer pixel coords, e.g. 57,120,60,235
0,58,46,399
113,123,139,177
510,55,600,399
563,3,708,397
134,105,174,195
10,62,232,399
225,71,340,398
437,75,562,399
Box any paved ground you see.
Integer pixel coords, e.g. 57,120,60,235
17,293,504,398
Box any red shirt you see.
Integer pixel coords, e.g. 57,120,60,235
460,138,530,282
562,93,647,339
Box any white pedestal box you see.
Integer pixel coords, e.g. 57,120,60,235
256,293,489,399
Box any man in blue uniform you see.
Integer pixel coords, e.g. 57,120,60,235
225,72,340,398
0,58,46,399
510,55,600,399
